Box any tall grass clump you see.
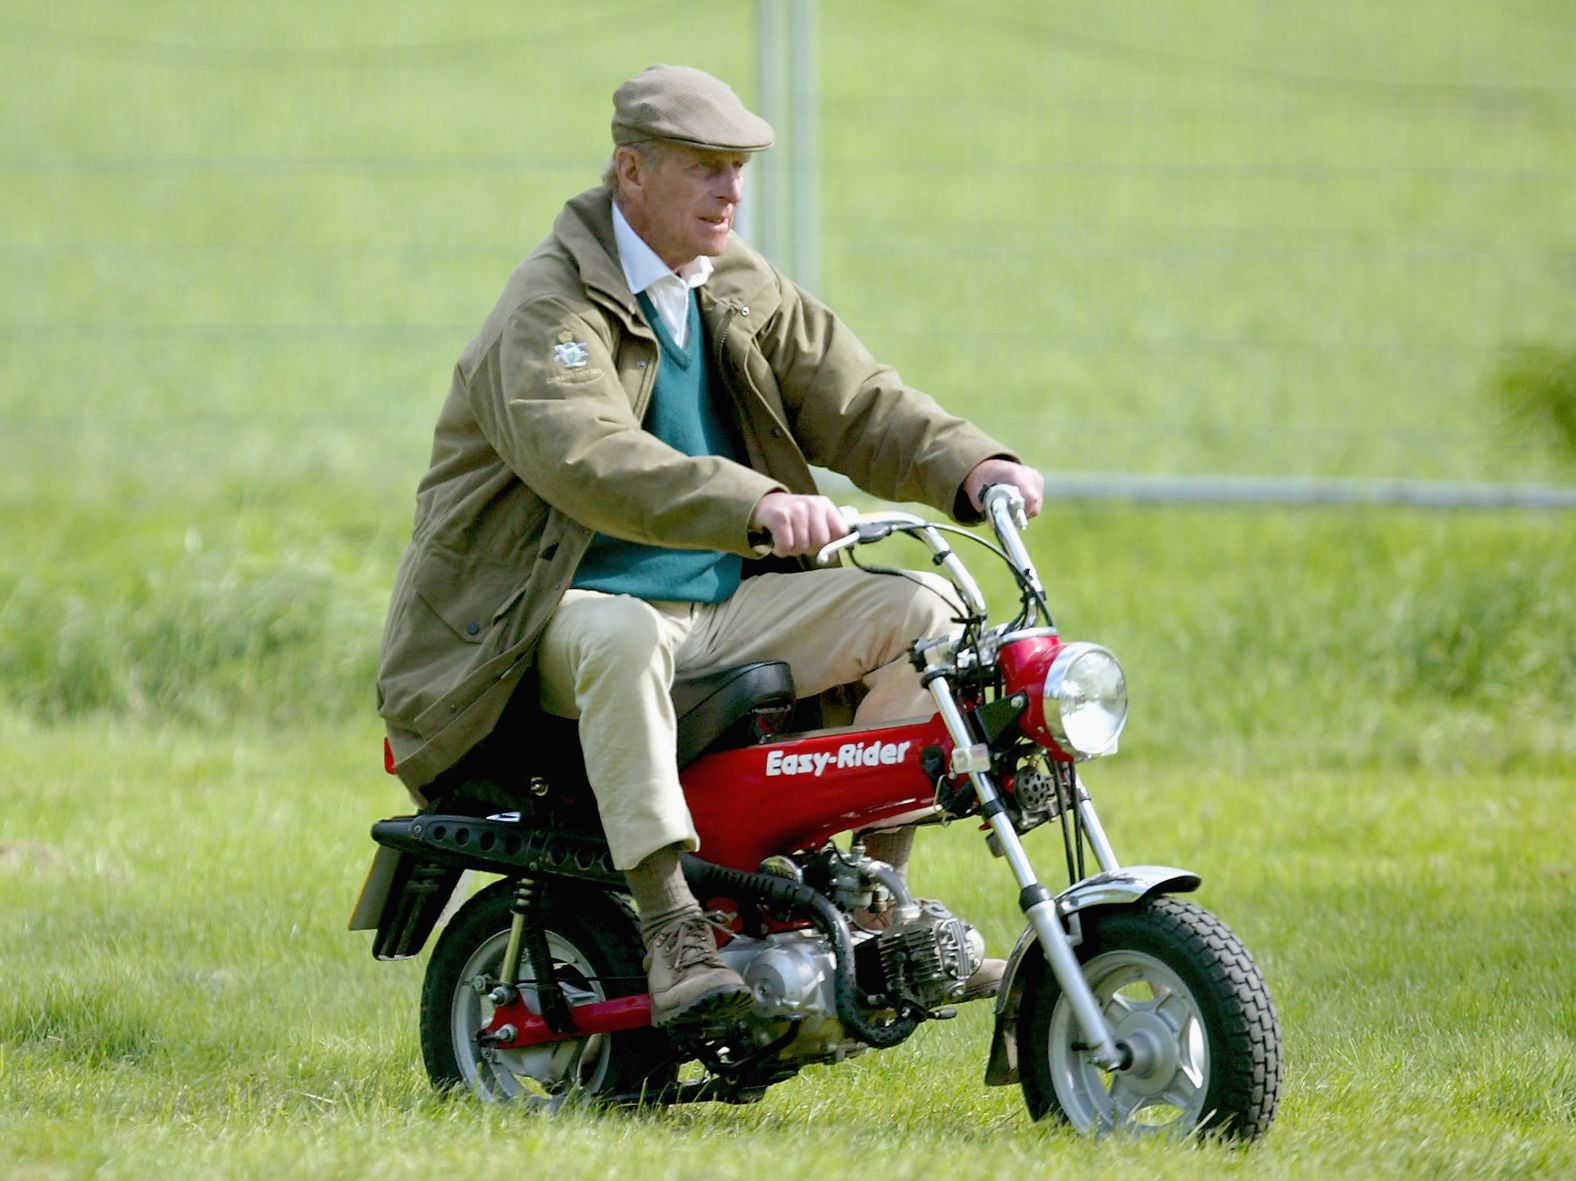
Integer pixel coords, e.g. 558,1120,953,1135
5,491,1572,780
0,545,376,725
1490,341,1576,466
1032,505,1576,777
1,477,393,727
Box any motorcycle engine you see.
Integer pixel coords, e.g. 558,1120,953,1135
714,905,985,1070
717,930,863,1064
801,847,984,1005
706,847,986,1067
851,901,985,1009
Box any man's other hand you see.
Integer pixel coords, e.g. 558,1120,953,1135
748,491,851,558
964,458,1044,519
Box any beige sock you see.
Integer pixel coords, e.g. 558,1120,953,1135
864,828,915,883
624,844,699,933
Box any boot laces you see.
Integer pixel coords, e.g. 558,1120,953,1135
649,910,723,971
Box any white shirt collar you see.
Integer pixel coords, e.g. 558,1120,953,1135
610,200,713,297
611,200,712,348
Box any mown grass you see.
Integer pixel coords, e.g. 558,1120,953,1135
3,0,1575,1176
1,712,1571,1179
2,500,1573,1179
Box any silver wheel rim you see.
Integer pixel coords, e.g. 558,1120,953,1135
448,929,612,1104
1047,949,1210,1135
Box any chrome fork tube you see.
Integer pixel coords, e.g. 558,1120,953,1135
926,674,1126,1070
1075,772,1121,872
916,525,988,618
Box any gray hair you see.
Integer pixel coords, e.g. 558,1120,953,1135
602,140,669,194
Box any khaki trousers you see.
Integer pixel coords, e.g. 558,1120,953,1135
536,568,957,870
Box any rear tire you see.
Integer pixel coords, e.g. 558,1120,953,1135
420,879,675,1105
1018,896,1281,1139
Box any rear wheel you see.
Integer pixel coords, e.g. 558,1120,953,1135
420,880,675,1105
1018,896,1281,1139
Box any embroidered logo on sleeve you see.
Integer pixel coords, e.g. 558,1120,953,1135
553,331,589,369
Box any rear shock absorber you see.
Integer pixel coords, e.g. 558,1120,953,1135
499,880,574,1035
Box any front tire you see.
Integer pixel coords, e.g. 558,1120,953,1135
1018,896,1281,1139
420,880,675,1105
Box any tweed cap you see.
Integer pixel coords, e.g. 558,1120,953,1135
612,65,774,153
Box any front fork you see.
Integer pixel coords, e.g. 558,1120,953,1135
928,673,1131,1071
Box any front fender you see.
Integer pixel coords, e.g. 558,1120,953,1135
982,865,1201,1086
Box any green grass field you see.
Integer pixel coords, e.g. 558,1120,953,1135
2,1,1573,1177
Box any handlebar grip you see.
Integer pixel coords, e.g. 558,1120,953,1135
982,483,1028,529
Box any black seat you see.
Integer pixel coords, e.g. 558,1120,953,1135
672,660,796,766
426,660,797,811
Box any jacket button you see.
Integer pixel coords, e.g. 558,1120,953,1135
741,306,750,316
636,360,648,369
771,427,783,438
466,622,481,636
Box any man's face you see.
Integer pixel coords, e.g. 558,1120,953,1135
620,143,749,269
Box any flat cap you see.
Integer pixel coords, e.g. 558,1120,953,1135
612,64,774,153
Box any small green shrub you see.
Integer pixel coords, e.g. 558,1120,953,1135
1491,342,1576,464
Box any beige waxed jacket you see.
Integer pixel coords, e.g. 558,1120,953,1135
376,187,1012,792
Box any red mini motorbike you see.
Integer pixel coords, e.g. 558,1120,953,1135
351,486,1283,1139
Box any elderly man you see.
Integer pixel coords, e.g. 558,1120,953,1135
377,65,1043,1026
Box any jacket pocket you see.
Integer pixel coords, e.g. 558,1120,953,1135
412,546,526,644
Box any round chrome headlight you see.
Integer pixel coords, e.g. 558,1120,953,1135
1042,642,1127,759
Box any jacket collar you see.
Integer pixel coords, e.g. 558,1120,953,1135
555,189,639,319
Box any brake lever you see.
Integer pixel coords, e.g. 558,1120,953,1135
815,518,894,566
815,530,862,566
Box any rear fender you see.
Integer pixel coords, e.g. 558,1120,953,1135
347,845,464,961
983,865,1201,1086
350,813,623,960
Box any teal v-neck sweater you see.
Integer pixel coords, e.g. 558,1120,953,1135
570,290,744,603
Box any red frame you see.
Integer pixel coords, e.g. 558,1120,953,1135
678,715,951,870
679,633,1066,868
470,633,1063,1049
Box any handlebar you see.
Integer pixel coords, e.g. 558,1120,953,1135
813,484,1029,567
807,483,1049,626
981,483,1045,599
814,508,990,619
813,509,926,565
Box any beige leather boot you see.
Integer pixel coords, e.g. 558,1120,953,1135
642,907,752,1026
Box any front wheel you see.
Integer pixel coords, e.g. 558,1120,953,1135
1018,896,1282,1139
420,880,675,1105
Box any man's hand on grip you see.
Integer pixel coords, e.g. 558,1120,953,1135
748,491,852,558
964,458,1044,519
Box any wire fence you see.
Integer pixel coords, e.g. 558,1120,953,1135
812,470,1576,510
1038,473,1576,509
3,0,1573,506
